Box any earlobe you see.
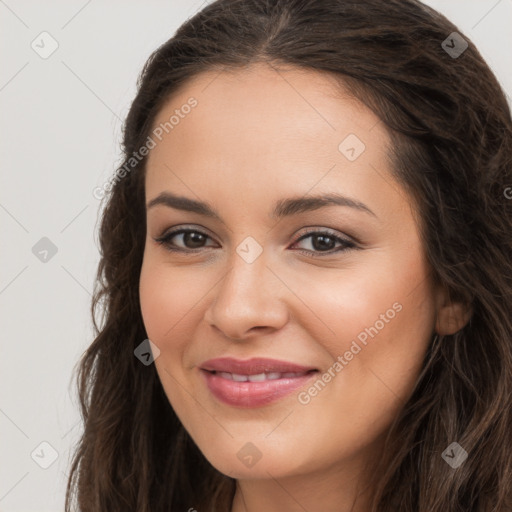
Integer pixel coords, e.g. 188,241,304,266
434,291,473,335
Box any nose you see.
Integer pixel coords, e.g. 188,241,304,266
203,250,289,341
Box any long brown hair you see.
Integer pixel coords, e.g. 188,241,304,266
65,0,512,510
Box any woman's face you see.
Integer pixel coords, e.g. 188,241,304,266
139,62,443,482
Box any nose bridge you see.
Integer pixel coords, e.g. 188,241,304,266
217,246,273,312
204,243,288,338
226,246,268,297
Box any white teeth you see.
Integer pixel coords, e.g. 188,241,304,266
231,373,249,382
248,373,267,382
219,371,235,380
216,371,308,381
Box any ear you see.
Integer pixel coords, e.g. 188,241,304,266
434,286,472,335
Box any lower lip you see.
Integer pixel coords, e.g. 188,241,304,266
200,369,318,407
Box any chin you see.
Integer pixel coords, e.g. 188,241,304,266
197,438,312,480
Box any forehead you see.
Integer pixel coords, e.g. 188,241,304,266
143,62,409,222
148,61,385,156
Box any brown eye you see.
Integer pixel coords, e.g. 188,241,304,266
291,230,357,258
154,229,217,252
154,226,357,258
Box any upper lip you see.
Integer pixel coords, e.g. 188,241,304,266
200,357,318,375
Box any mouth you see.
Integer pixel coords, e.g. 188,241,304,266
199,357,319,407
204,369,316,382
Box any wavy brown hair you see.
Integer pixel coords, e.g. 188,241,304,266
65,0,512,510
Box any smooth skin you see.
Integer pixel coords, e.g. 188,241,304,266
139,62,470,512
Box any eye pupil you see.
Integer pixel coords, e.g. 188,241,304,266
185,231,206,248
312,234,335,251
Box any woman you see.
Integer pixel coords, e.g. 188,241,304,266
66,0,512,510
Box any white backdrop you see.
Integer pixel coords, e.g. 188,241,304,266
1,0,511,510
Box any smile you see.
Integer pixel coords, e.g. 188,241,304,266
213,370,311,382
200,370,318,408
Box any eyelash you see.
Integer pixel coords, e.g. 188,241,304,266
154,226,358,258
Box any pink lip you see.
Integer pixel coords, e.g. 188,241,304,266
199,357,318,408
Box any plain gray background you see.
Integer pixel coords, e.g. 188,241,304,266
1,1,511,510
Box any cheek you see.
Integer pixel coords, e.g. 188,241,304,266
139,256,200,347
287,248,436,419
278,260,435,467
282,250,434,355
139,256,203,412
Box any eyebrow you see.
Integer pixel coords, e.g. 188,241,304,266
146,191,376,219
